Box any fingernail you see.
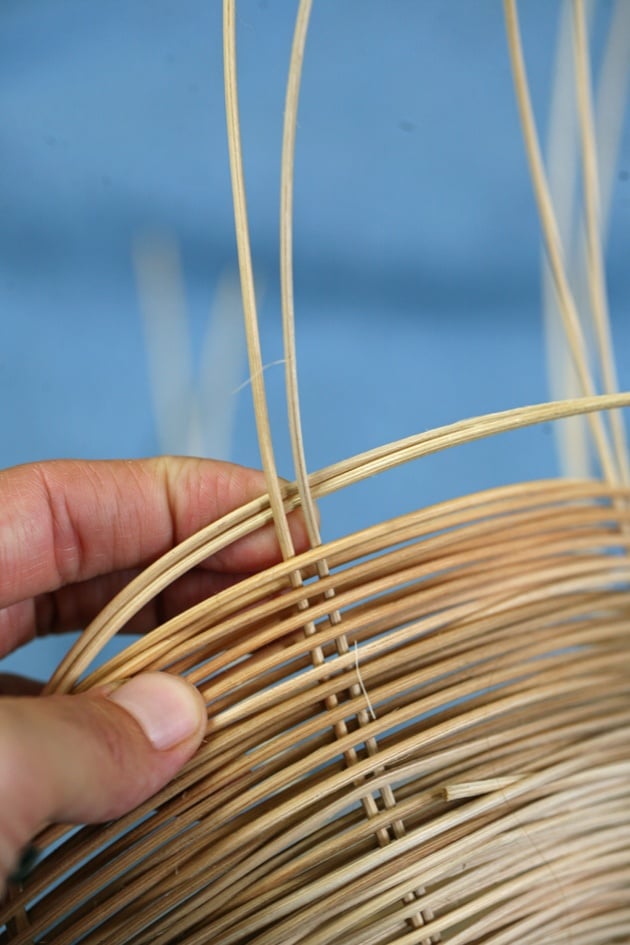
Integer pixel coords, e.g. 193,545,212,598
108,673,205,751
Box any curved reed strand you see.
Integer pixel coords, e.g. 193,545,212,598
572,0,629,481
223,0,296,561
275,2,412,900
503,0,619,481
44,390,630,693
280,0,318,546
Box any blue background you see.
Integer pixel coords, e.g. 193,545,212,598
1,0,628,677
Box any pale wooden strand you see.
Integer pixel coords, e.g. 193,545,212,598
312,392,630,494
222,0,295,560
34,624,630,920
224,2,341,743
542,0,591,478
502,0,618,483
43,490,285,693
8,628,628,941
45,391,630,692
10,647,629,941
218,744,629,945
72,480,622,691
278,0,410,896
280,0,319,547
572,0,630,482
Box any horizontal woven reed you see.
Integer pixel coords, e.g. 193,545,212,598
2,474,629,944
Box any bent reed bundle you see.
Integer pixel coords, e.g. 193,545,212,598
2,1,629,943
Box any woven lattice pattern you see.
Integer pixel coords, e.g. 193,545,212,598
2,480,630,943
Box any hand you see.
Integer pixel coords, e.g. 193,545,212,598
0,457,306,894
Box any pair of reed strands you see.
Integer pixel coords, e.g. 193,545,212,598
2,1,629,942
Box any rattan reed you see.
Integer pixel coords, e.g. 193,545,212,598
1,1,629,942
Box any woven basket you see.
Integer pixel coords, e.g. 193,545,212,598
2,2,629,942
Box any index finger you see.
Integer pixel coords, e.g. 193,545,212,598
0,457,306,610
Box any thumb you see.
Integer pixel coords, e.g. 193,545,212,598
0,673,206,891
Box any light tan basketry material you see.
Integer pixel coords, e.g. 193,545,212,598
4,476,630,945
2,0,629,943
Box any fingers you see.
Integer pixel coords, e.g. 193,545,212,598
32,568,249,637
0,456,305,599
0,457,310,649
0,673,206,897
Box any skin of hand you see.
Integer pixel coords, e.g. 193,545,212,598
0,456,308,895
